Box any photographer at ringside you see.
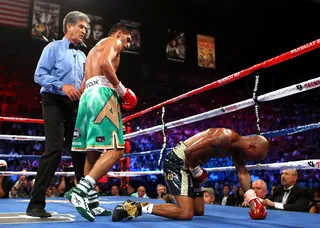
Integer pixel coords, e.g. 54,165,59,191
10,170,34,198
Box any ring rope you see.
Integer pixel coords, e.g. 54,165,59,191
0,149,167,160
0,117,44,124
122,38,320,123
0,155,72,159
1,39,319,126
0,76,319,142
0,135,45,141
1,159,319,177
260,122,320,137
1,121,320,160
108,159,320,176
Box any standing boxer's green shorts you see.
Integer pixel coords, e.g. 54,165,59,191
72,76,124,152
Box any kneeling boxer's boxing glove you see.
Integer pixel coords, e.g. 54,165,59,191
189,166,208,186
244,189,267,220
114,82,138,111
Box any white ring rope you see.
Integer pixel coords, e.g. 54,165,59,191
0,135,45,141
1,159,319,177
1,76,319,142
0,171,75,177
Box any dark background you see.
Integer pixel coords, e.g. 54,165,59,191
1,0,320,198
1,0,320,109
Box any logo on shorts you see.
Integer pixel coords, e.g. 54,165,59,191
165,173,174,181
96,136,105,142
73,128,81,140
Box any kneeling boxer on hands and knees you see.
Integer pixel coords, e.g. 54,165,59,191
112,128,269,221
64,23,137,221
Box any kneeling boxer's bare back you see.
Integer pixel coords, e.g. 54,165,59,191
113,128,269,221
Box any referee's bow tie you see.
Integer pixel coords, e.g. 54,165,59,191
69,43,79,50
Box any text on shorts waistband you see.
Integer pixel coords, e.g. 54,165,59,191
85,76,113,89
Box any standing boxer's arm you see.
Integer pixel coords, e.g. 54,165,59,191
99,39,122,87
232,153,252,192
80,76,86,94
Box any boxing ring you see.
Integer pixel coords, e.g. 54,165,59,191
0,196,319,227
1,39,320,227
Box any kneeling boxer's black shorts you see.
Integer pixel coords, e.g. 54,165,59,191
163,142,196,198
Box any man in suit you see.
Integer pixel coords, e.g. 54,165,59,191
263,169,309,212
226,184,239,206
221,184,231,206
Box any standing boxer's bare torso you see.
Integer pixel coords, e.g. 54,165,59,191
84,37,120,81
184,128,240,167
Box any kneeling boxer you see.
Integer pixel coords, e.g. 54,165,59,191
112,128,268,221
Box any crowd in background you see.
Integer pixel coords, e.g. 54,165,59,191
0,76,320,213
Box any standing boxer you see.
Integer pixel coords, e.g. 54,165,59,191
64,23,137,221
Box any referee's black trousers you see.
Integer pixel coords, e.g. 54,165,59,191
28,93,86,209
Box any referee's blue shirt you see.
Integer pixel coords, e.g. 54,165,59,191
34,37,86,96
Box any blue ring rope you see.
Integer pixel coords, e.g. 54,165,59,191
1,122,319,160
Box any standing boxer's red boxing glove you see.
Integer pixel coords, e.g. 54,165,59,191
114,82,137,111
244,189,267,220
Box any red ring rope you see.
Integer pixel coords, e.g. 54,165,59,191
1,39,319,125
0,117,44,124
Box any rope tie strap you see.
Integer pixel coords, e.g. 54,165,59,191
158,105,167,170
253,71,261,135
